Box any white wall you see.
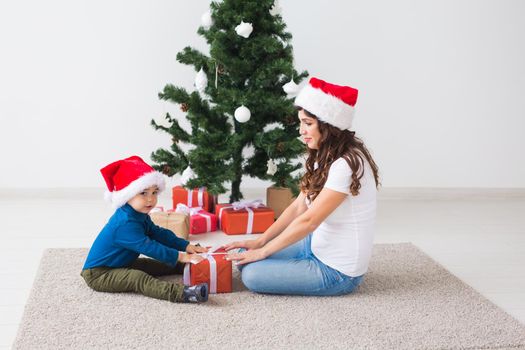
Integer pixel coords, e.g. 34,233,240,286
1,0,524,189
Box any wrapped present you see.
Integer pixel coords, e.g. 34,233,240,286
266,186,295,219
215,199,274,235
149,207,189,239
172,186,215,212
175,204,218,235
183,247,232,293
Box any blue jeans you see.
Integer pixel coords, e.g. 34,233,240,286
238,234,363,296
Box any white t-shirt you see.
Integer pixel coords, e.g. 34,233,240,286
307,157,377,277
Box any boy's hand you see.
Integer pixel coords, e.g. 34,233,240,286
186,244,208,254
178,252,204,264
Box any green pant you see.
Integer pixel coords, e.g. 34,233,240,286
81,258,186,302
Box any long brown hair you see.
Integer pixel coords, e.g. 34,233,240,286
299,109,380,202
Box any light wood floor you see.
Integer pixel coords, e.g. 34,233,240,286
1,188,524,349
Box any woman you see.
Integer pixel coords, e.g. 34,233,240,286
225,77,380,296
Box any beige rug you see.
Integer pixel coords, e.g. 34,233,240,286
13,244,525,350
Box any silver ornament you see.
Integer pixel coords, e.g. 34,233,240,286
180,166,195,186
266,159,278,176
269,0,282,16
283,79,300,97
201,10,213,29
234,105,251,123
195,68,208,94
235,21,253,38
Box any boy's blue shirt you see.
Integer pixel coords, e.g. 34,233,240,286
83,203,189,270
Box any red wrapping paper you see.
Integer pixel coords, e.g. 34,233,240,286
183,248,232,293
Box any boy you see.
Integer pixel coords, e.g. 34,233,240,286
81,155,209,303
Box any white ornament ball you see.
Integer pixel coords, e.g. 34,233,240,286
269,1,282,16
180,166,196,186
195,68,208,94
283,79,300,97
266,159,278,176
201,10,213,29
234,105,251,123
235,21,253,38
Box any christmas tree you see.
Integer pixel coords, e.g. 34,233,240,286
151,0,308,202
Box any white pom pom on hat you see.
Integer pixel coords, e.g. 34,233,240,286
294,77,359,130
100,155,165,209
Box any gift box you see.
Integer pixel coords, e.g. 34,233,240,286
266,186,296,219
149,207,189,239
183,247,232,293
215,200,274,235
175,204,218,235
172,186,215,212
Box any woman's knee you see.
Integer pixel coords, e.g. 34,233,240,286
241,263,264,291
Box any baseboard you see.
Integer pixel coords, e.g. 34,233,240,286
378,187,525,200
0,187,105,200
1,187,524,201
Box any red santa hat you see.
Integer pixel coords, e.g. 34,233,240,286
100,155,165,209
294,77,358,130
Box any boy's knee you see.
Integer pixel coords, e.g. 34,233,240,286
80,269,98,290
82,275,105,292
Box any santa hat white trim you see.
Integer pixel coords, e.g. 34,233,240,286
295,84,355,130
105,171,166,209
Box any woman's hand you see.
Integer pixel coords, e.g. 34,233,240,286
223,238,264,252
178,252,204,264
226,248,267,265
186,244,208,254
